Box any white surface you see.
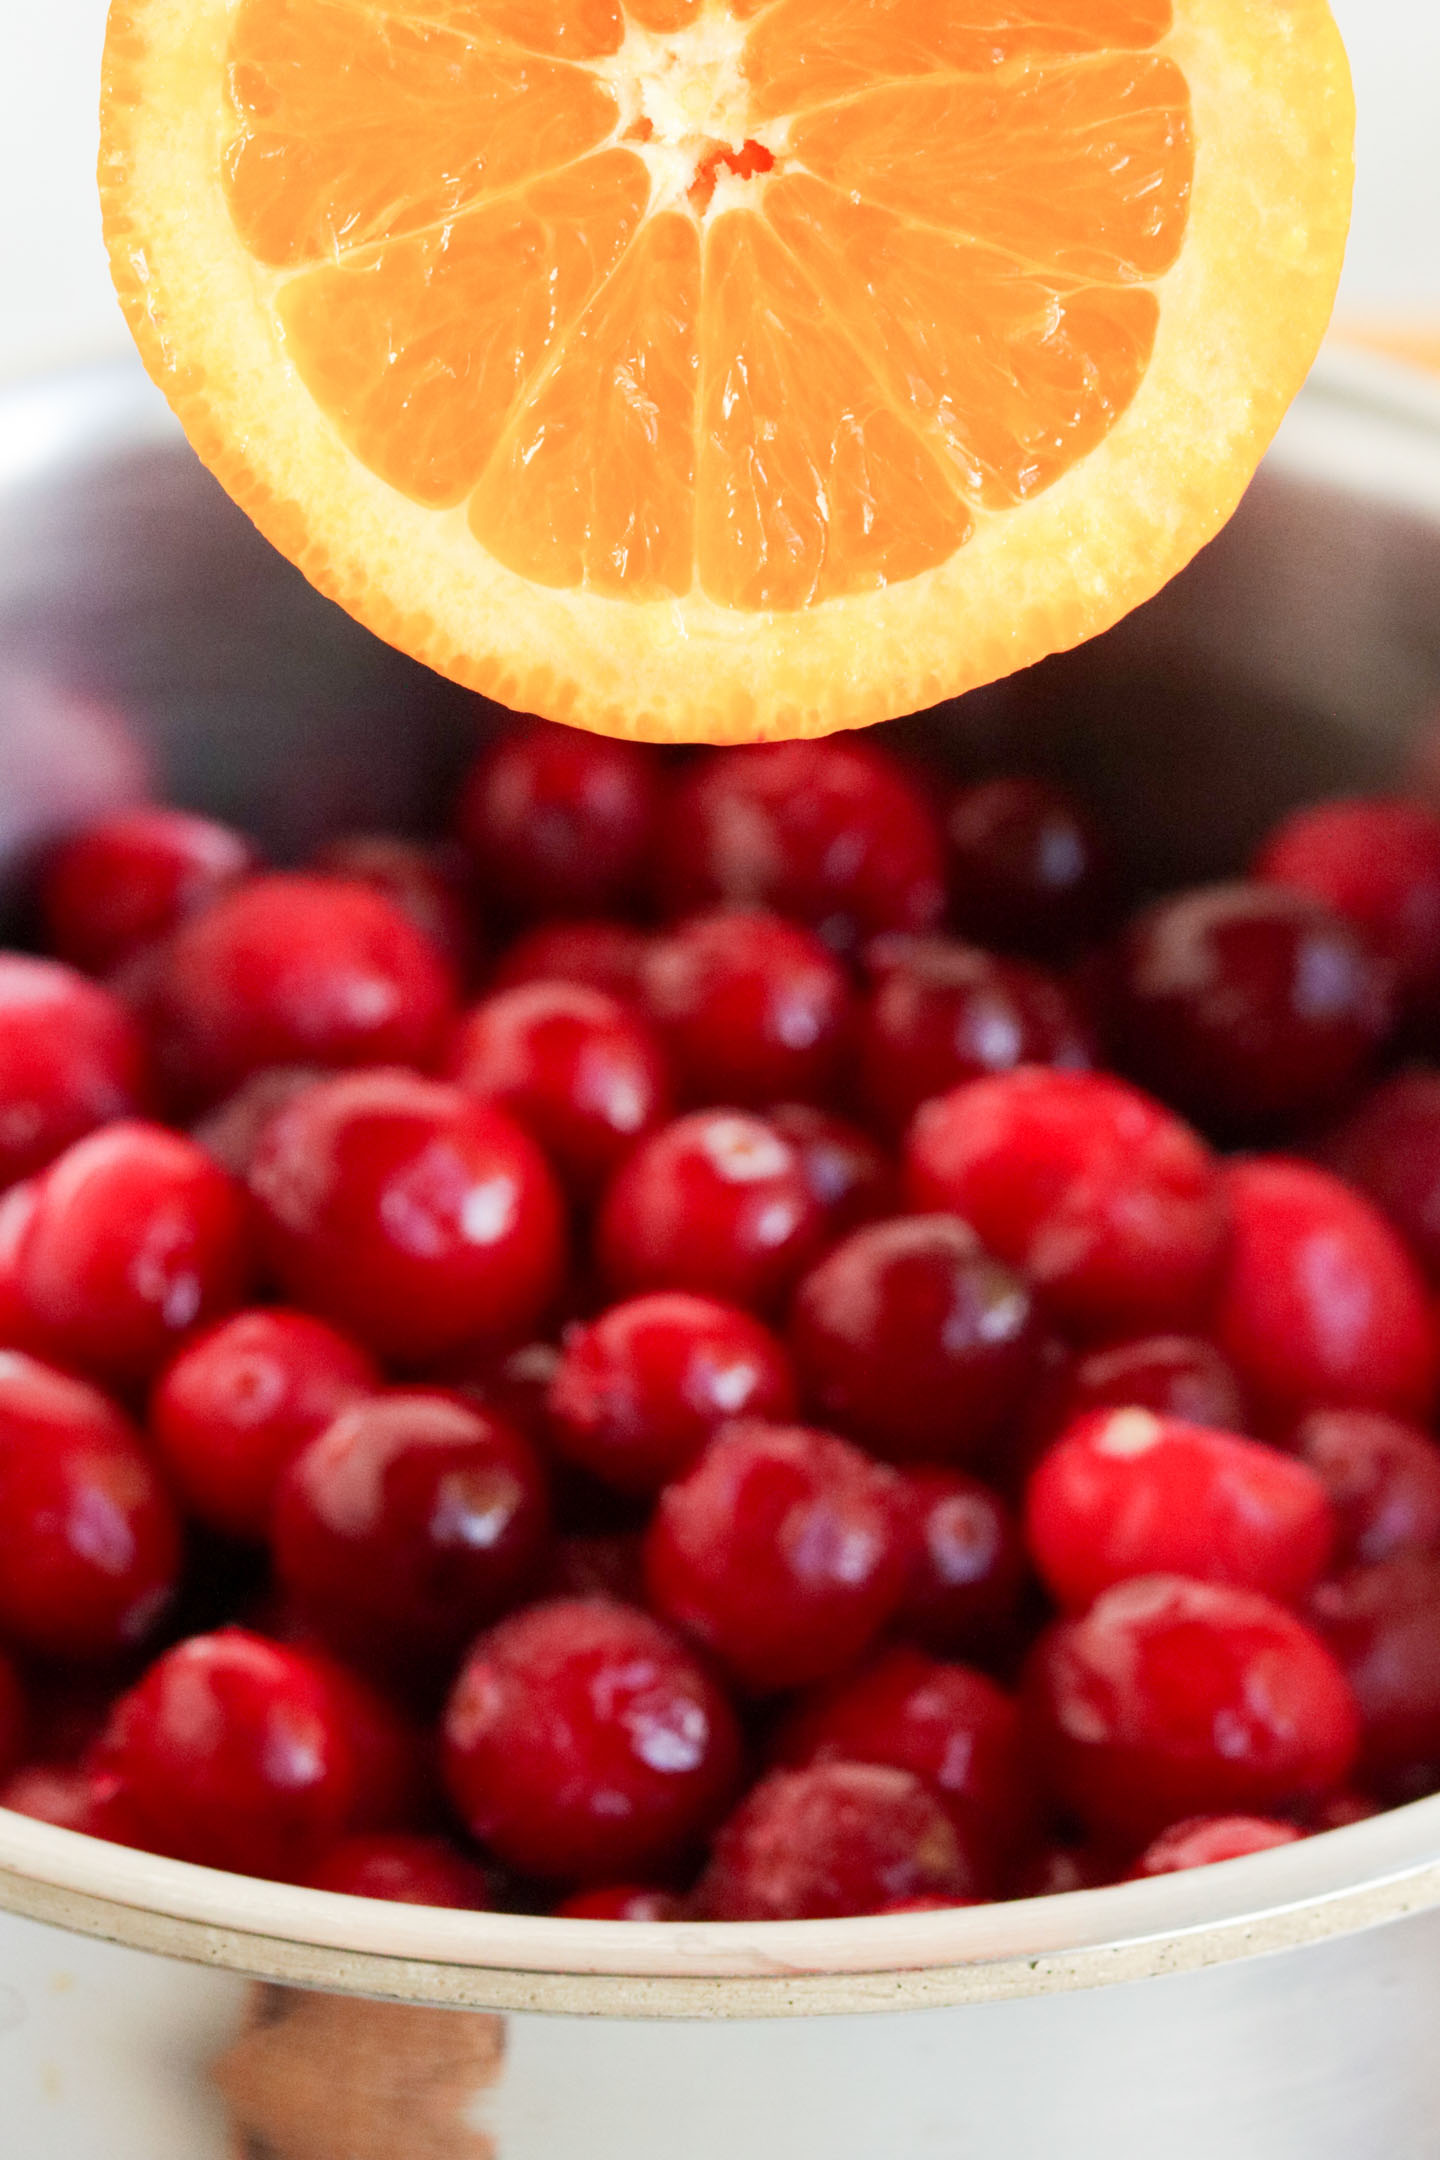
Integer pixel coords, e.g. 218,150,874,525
0,1,1436,383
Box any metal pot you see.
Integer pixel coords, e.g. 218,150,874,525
1,350,1440,2160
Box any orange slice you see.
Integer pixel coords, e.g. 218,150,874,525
100,0,1353,742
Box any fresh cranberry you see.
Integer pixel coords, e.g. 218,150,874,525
274,1393,550,1669
149,1309,379,1542
0,1651,24,1784
312,835,479,985
135,875,457,1108
657,740,945,954
1011,1842,1114,1897
1129,1815,1305,1878
1051,1334,1251,1439
548,1293,796,1496
306,1832,491,1908
0,954,148,1188
434,1336,562,1444
1026,1575,1359,1840
644,1421,910,1691
0,1180,44,1356
0,1763,147,1846
858,938,1093,1133
1214,1158,1436,1424
190,1066,327,1179
456,727,662,918
1308,1556,1440,1798
765,1103,898,1238
1255,797,1440,1019
1309,1790,1383,1830
879,1893,976,1913
789,1215,1041,1463
894,1467,1027,1658
553,1884,684,1921
447,982,671,1196
641,910,852,1108
1025,1409,1335,1610
541,1531,648,1606
299,1645,432,1833
248,1070,567,1364
442,1598,740,1880
1292,1410,1440,1568
39,808,257,976
696,1762,969,1919
1322,1072,1440,1283
597,1110,825,1312
945,777,1116,957
490,919,652,1005
906,1070,1227,1336
1111,883,1393,1133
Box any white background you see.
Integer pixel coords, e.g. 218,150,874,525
1,1,1437,382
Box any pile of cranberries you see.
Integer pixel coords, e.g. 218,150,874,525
4,721,1440,1924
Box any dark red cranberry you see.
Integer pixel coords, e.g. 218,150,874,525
1309,1790,1383,1830
447,982,671,1196
490,919,652,1005
190,1066,327,1180
1010,1842,1113,1897
906,1070,1227,1336
1052,1334,1251,1439
553,1884,684,1920
696,1761,969,1919
765,1103,898,1238
433,1336,562,1445
150,1308,379,1542
306,1832,491,1908
1215,1158,1436,1424
1026,1574,1359,1841
1025,1409,1335,1610
1129,1815,1305,1878
945,777,1115,957
0,1180,44,1356
644,1420,910,1691
0,954,148,1188
858,938,1093,1133
0,1650,24,1784
456,727,662,918
641,910,852,1108
248,1070,567,1365
596,1110,825,1313
39,808,257,976
895,1467,1027,1658
274,1393,550,1668
1255,797,1440,1020
541,1531,648,1606
1291,1410,1440,1568
656,740,945,955
0,1762,147,1846
442,1598,740,1880
1322,1071,1440,1283
312,834,479,985
1308,1555,1440,1798
299,1645,432,1833
1111,882,1393,1134
548,1292,796,1496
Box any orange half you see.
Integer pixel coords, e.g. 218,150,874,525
100,0,1353,741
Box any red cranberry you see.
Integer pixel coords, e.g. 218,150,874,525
1215,1158,1436,1424
150,1309,379,1542
136,875,457,1108
9,1121,252,1387
0,1180,44,1356
274,1393,550,1669
0,1651,24,1783
1322,1071,1440,1283
456,727,662,918
696,1761,969,1919
442,1598,740,1880
541,1531,648,1606
765,1103,898,1237
1308,1556,1440,1798
490,919,652,1005
895,1467,1027,1658
299,1645,432,1833
190,1066,327,1180
790,1215,1041,1464
1053,1334,1251,1439
644,1420,910,1691
1025,1409,1335,1610
1129,1815,1305,1878
1011,1842,1113,1897
641,910,852,1108
312,835,479,985
248,1070,567,1365
306,1832,491,1908
1111,883,1393,1133
945,777,1115,958
906,1070,1227,1336
1309,1790,1383,1830
1292,1410,1440,1568
0,1762,147,1846
657,740,945,954
447,982,671,1196
1255,797,1440,1019
1026,1574,1359,1841
39,808,257,975
548,1293,796,1496
553,1884,684,1920
0,954,148,1188
858,938,1093,1133
597,1110,825,1312
435,1336,562,1444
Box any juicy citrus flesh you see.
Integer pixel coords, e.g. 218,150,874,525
101,0,1353,741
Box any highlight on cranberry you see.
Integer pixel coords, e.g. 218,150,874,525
5,719,1440,1919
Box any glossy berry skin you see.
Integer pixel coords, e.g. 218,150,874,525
597,1111,825,1313
1214,1159,1436,1424
442,1599,741,1882
1111,882,1393,1134
0,1763,148,1846
447,982,671,1196
547,1293,796,1496
0,954,149,1189
657,740,946,955
790,1216,1041,1464
490,919,652,1005
1255,796,1440,1018
1322,1072,1440,1283
1024,1409,1335,1611
456,728,662,919
765,1103,898,1238
39,808,257,976
858,938,1093,1133
274,1393,550,1668
306,1833,491,1908
696,1762,970,1920
312,835,479,986
1129,1815,1304,1878
1026,1575,1359,1841
895,1467,1027,1658
553,1884,684,1921
1052,1334,1250,1441
137,874,457,1108
248,1070,567,1365
1292,1410,1440,1568
906,1070,1228,1337
150,1309,379,1542
1308,1556,1440,1797
9,1121,253,1387
945,777,1115,958
0,1650,24,1784
644,1421,911,1692
642,910,852,1108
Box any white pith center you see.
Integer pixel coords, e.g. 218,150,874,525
595,13,785,220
